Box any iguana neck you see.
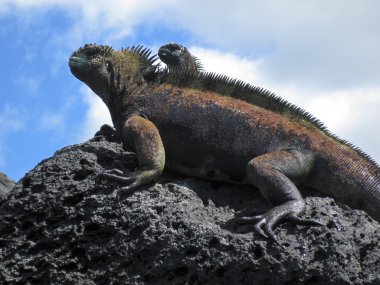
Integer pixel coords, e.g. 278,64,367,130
106,79,154,133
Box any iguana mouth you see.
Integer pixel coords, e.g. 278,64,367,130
69,56,88,68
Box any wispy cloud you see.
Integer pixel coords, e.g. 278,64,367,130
12,76,43,96
0,104,26,133
39,113,63,130
0,104,26,168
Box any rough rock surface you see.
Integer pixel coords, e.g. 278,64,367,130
0,172,15,200
0,130,379,284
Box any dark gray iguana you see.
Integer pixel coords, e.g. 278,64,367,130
69,43,380,242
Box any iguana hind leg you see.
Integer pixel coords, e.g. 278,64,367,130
235,149,321,243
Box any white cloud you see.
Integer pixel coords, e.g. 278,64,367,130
78,86,112,142
4,0,380,89
276,86,380,163
1,0,174,44
189,47,262,85
165,1,380,89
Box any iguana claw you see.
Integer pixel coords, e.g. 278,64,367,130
99,170,145,202
233,213,281,244
99,166,162,195
100,170,136,184
233,201,323,244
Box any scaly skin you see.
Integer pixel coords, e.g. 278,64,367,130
69,44,380,243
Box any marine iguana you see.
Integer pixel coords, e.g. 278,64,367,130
69,43,380,242
158,42,203,75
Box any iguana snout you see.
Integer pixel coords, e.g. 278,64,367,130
69,44,113,73
69,44,115,104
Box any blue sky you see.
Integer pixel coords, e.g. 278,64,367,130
1,1,380,181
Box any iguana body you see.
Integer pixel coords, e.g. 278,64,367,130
69,44,380,241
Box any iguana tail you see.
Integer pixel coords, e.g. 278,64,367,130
314,143,380,222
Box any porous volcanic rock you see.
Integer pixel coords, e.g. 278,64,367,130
0,129,379,284
0,172,15,200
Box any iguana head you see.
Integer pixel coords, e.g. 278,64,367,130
158,42,203,74
69,44,158,105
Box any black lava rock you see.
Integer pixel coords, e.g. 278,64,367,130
0,132,379,284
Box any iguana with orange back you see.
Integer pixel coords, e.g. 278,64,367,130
69,43,380,243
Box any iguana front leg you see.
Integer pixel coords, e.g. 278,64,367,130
101,114,165,191
235,149,321,242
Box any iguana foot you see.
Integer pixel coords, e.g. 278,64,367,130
233,201,322,244
100,168,159,191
